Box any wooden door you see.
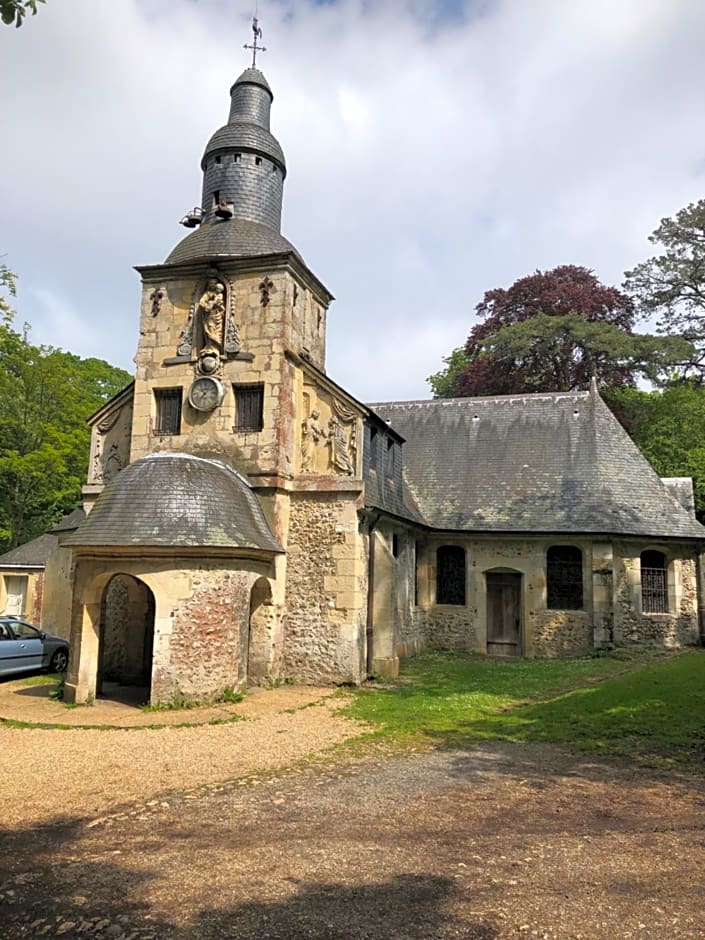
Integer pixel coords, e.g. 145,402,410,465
4,576,27,617
486,573,521,657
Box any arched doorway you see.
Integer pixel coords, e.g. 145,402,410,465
98,574,155,704
248,577,274,685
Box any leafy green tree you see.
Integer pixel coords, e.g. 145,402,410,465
427,346,469,398
1,0,44,27
624,199,705,378
0,265,17,322
610,382,705,519
467,313,692,394
0,319,131,550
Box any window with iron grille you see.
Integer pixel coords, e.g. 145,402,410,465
233,383,264,432
641,550,667,613
546,545,583,610
436,545,466,605
154,388,182,435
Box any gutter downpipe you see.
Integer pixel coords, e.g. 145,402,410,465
366,513,382,675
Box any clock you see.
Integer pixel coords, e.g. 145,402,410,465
188,376,224,412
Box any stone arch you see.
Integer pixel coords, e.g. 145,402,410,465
247,577,275,685
98,573,155,703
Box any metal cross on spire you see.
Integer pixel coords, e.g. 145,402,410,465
244,16,266,68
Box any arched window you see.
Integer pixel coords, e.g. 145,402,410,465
546,546,583,610
436,546,466,605
641,550,667,613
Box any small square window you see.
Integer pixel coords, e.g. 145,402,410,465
234,384,264,432
154,388,182,435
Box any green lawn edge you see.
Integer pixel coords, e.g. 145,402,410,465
342,649,705,771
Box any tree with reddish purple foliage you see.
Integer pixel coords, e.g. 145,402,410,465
438,265,689,398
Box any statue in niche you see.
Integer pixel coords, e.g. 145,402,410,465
197,279,226,355
300,410,325,472
103,442,124,481
328,415,354,475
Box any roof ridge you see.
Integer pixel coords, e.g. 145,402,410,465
369,391,591,408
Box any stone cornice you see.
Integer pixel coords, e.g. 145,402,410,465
135,251,334,307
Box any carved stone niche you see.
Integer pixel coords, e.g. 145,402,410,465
299,385,360,477
176,271,241,369
89,396,134,486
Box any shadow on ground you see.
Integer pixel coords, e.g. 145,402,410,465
0,816,497,938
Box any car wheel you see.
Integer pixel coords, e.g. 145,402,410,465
49,648,68,673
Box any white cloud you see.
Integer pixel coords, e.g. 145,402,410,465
1,0,704,402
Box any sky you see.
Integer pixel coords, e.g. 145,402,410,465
2,0,705,402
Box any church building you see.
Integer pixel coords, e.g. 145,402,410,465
5,45,703,705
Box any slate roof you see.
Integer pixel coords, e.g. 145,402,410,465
64,454,283,553
369,391,705,540
165,219,300,265
50,508,85,533
231,68,272,96
202,123,286,171
0,533,57,568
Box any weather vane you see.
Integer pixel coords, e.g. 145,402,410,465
244,15,266,68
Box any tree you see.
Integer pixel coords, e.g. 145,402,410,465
0,264,17,322
623,199,705,378
433,265,687,398
610,381,705,519
0,319,131,550
456,313,692,397
1,0,44,27
427,346,469,399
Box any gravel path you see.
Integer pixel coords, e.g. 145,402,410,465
1,743,703,938
0,684,366,828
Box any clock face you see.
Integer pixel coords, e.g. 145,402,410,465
188,376,224,412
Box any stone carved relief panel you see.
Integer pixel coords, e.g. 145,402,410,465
299,384,360,477
89,397,134,485
176,271,241,366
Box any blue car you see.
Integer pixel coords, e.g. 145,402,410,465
0,616,69,676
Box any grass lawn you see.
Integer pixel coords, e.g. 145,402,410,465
344,649,705,770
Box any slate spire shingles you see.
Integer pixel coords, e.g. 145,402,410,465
369,390,705,539
165,65,299,266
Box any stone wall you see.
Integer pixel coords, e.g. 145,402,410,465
614,546,699,647
158,567,255,701
130,265,329,477
418,606,478,651
101,576,130,680
409,535,701,659
532,610,592,657
40,539,77,639
65,556,274,705
284,492,366,684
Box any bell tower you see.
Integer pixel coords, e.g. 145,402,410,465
80,21,369,689
128,29,334,483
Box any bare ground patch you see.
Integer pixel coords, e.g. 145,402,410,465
2,742,704,938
